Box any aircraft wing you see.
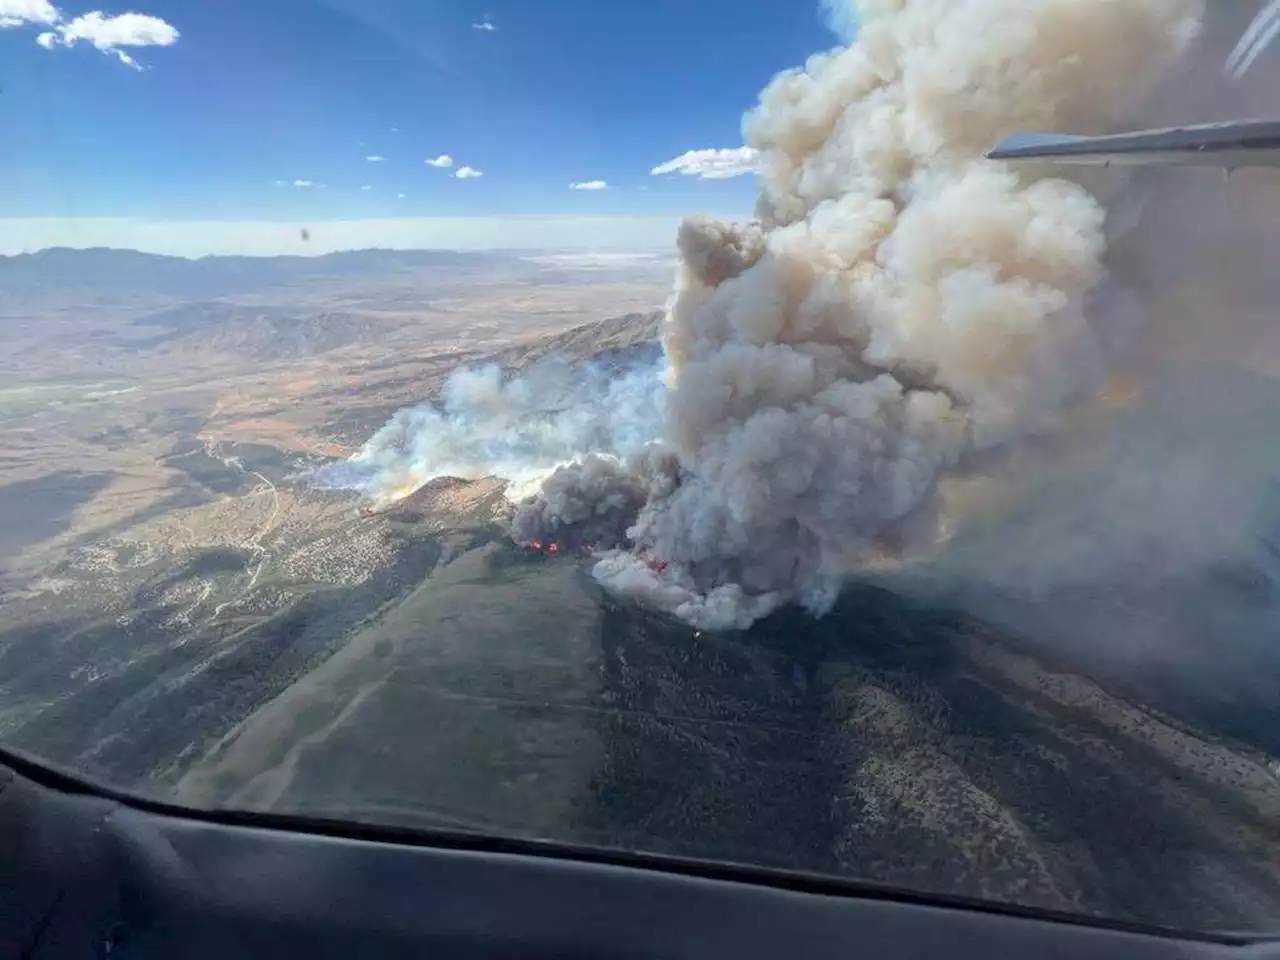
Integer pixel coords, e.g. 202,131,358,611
986,120,1280,168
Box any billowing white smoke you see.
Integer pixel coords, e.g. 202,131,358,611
350,0,1207,630
520,0,1205,630
322,348,665,503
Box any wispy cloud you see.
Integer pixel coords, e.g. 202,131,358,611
397,193,407,199
472,16,496,31
35,10,179,70
0,0,58,28
366,154,384,162
390,127,400,133
429,155,480,178
651,146,759,180
291,179,314,188
569,180,608,191
360,184,372,191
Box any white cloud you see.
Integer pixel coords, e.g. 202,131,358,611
0,0,58,29
36,11,179,70
455,166,483,179
472,17,496,31
426,154,453,168
397,193,406,199
390,127,400,133
292,180,313,188
569,180,608,191
650,146,759,180
360,184,372,191
366,154,384,162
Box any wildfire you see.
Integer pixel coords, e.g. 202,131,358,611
516,538,592,557
644,553,667,574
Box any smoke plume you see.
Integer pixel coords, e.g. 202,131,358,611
882,0,1280,736
322,347,664,503
350,0,1221,630
509,449,675,551
521,0,1205,629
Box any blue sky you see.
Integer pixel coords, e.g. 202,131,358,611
0,0,842,253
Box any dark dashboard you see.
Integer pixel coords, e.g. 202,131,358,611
1,746,1276,959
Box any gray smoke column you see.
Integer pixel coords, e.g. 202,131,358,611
523,0,1206,629
883,0,1280,727
509,449,678,551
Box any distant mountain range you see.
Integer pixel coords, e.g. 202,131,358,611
0,246,525,304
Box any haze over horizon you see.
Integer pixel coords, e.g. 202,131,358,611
0,0,846,256
0,215,708,258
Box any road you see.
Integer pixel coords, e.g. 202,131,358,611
196,434,281,620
